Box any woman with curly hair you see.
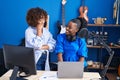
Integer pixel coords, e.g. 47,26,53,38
25,7,56,70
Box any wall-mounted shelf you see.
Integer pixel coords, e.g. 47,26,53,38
87,45,120,49
87,24,120,71
87,24,120,27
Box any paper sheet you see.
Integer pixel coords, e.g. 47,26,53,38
39,71,58,80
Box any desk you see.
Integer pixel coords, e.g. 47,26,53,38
0,70,101,80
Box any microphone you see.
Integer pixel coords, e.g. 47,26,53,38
78,27,114,80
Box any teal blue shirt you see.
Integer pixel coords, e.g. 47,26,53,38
55,33,88,67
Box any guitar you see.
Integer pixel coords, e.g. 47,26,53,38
57,0,67,34
79,0,88,22
44,15,49,29
113,0,119,24
118,64,120,76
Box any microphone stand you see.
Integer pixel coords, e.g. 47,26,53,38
89,32,114,80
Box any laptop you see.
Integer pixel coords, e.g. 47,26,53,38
57,62,84,78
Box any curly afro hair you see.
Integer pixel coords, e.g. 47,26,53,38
26,7,48,27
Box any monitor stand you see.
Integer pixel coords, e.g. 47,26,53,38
10,66,27,80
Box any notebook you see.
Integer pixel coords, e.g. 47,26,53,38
57,62,84,78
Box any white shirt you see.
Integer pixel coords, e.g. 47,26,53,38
25,26,56,70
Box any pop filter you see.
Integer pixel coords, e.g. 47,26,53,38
78,28,89,38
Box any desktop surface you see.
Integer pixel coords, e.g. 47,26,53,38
0,70,101,80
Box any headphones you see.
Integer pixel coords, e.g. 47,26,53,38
66,35,76,42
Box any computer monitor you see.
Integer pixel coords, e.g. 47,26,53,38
3,44,36,80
